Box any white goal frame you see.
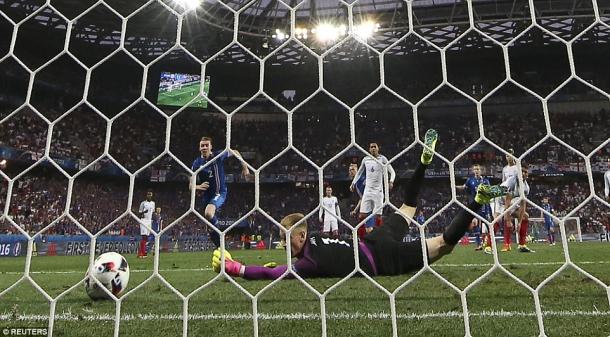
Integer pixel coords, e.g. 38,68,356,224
0,0,609,337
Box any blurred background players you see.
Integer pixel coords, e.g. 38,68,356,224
350,142,395,236
457,164,492,252
604,157,610,201
149,207,163,254
541,197,556,246
138,190,155,258
349,163,375,238
191,136,250,248
319,186,341,238
502,166,533,253
492,150,519,252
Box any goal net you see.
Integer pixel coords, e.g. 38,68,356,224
1,0,609,336
529,217,582,243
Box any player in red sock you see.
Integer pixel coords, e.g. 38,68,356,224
502,166,534,253
491,150,519,252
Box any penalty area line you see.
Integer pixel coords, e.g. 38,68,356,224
3,261,610,275
1,310,610,322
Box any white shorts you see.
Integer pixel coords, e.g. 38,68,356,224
140,220,152,236
491,197,505,216
360,192,384,215
323,219,338,232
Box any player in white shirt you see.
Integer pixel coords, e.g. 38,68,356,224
138,190,155,258
319,186,341,238
597,157,609,243
350,142,396,229
491,150,519,252
501,166,533,253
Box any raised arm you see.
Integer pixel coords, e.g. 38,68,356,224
230,149,250,179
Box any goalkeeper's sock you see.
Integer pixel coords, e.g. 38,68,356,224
443,201,481,245
403,162,427,208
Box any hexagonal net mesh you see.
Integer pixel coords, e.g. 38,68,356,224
0,0,609,336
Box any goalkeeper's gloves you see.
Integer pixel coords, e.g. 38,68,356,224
212,249,244,277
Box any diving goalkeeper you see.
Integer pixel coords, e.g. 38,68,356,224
212,129,506,279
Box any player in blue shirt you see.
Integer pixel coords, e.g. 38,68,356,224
149,207,163,255
541,196,556,246
191,136,250,248
348,163,376,238
457,164,492,252
416,210,425,225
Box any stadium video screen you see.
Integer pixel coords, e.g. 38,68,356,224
156,72,210,108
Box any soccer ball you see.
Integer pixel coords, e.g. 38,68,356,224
84,252,130,300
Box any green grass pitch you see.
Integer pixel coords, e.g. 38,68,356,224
1,242,609,336
157,81,209,108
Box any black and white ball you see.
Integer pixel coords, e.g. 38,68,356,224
84,252,130,300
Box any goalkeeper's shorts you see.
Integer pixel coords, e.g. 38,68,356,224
363,213,426,276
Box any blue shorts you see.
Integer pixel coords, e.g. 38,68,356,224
365,216,376,228
476,204,491,220
544,221,554,231
198,192,227,210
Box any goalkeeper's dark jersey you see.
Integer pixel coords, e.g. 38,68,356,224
292,233,377,277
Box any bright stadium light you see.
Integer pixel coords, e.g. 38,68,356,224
313,23,346,43
354,21,380,40
273,29,287,40
295,27,308,40
174,0,200,11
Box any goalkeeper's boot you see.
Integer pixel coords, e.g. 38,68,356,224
421,129,438,165
518,245,535,253
475,184,507,205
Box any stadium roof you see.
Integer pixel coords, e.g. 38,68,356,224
1,0,609,64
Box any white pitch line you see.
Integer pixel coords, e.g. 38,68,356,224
433,261,610,268
0,268,213,275
1,310,609,322
2,261,610,275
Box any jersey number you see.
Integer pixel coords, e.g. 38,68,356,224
320,237,350,247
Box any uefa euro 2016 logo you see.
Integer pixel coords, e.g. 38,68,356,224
12,242,21,257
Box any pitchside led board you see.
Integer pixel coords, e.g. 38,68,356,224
156,72,210,108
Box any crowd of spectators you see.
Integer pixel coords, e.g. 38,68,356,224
0,168,607,241
0,100,608,241
1,103,607,178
